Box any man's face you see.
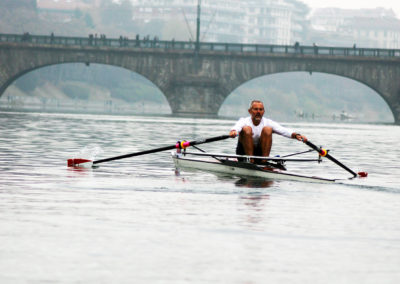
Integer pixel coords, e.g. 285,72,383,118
249,102,265,124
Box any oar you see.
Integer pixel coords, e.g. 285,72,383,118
67,134,231,168
304,140,367,178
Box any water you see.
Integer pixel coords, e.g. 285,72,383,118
1,111,400,284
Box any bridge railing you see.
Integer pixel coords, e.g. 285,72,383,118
1,33,399,58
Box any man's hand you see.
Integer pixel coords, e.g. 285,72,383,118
292,133,307,142
229,130,238,138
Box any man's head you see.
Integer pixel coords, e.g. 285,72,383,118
248,100,265,125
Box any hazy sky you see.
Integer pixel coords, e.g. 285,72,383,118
302,0,400,17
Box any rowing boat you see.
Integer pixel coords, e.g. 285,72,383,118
172,151,336,183
67,134,367,183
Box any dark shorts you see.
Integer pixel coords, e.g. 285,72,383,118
236,141,262,160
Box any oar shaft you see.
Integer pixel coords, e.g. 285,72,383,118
93,145,175,164
93,134,230,165
304,141,357,177
189,135,230,147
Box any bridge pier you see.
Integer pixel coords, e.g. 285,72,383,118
165,76,226,116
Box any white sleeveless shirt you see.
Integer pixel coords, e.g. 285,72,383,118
231,117,293,145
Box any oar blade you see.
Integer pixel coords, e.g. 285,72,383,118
67,158,93,168
358,171,368,177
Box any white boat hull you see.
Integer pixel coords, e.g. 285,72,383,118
172,153,335,183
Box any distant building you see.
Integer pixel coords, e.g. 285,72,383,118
131,0,244,42
130,0,309,44
345,17,400,49
244,0,293,44
36,0,101,22
200,1,244,43
311,8,397,32
243,0,309,45
310,8,400,48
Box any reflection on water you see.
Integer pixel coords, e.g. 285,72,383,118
175,167,275,188
239,194,270,226
1,111,400,284
235,177,275,188
239,193,270,207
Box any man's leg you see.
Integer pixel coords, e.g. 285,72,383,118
238,126,254,156
260,126,273,157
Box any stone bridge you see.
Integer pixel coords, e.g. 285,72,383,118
0,33,399,124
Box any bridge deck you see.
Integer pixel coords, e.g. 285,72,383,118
1,33,399,58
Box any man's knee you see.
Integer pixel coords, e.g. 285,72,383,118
261,126,273,136
240,126,253,137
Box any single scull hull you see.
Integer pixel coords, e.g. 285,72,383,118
172,153,335,183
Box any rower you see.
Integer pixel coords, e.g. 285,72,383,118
229,100,307,163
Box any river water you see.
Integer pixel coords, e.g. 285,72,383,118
1,111,399,284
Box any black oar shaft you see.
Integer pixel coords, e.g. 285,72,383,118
93,145,176,164
304,141,357,177
93,134,230,165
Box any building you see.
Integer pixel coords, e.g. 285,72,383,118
200,1,245,43
310,8,400,48
311,7,396,32
130,0,244,42
130,0,309,44
345,17,400,49
242,0,309,45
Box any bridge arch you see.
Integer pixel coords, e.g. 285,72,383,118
214,55,400,124
2,62,171,112
219,71,394,122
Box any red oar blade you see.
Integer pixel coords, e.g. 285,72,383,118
67,158,93,168
358,171,368,177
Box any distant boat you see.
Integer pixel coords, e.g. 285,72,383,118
294,110,321,120
332,110,356,121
